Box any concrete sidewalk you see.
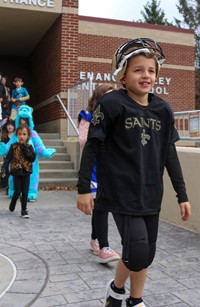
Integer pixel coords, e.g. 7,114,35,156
0,189,200,307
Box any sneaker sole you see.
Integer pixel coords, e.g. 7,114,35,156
21,215,30,219
98,255,120,264
90,241,100,255
90,248,99,255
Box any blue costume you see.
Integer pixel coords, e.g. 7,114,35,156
78,109,97,198
0,105,56,201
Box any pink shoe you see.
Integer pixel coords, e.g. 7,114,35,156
98,247,120,264
90,239,100,255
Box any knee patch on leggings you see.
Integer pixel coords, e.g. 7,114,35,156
123,240,157,271
122,238,149,272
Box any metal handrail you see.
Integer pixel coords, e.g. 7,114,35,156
174,110,200,140
67,77,93,96
55,94,79,136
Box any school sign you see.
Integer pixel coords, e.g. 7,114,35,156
0,0,62,12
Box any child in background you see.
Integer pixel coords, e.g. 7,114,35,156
0,105,56,202
1,124,35,218
78,83,120,263
1,119,15,144
10,77,30,120
0,119,15,192
0,73,6,124
76,38,191,307
1,76,11,120
1,76,11,101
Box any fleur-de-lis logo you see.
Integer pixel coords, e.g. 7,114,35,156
141,129,150,146
91,105,104,126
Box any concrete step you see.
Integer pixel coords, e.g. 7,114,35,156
40,153,71,161
39,178,78,188
39,161,74,170
51,146,67,154
38,133,78,187
42,139,64,146
0,132,78,188
40,169,78,179
39,133,60,139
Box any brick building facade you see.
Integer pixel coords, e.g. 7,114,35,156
0,0,195,136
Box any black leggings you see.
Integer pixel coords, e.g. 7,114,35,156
113,213,159,272
12,173,30,211
91,209,109,249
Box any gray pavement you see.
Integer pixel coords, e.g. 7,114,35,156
0,189,200,307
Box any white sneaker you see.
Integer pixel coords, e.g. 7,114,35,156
104,279,126,307
126,298,146,307
21,210,30,219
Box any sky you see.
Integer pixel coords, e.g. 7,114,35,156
79,0,182,24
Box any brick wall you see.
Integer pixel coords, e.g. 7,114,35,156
196,71,200,109
30,4,195,127
62,0,78,8
60,12,79,90
78,16,195,112
30,17,62,104
31,0,79,125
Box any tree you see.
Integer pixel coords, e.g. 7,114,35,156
177,0,200,108
138,0,175,26
137,0,199,108
177,0,200,68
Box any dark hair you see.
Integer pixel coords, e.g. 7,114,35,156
2,76,11,87
16,124,31,141
1,119,15,142
14,77,23,83
6,119,15,127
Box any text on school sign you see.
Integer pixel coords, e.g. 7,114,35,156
80,71,171,95
0,0,54,8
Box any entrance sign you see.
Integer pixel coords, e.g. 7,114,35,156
0,0,62,12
